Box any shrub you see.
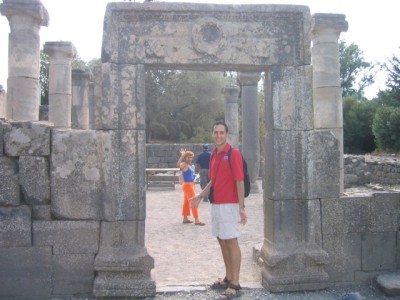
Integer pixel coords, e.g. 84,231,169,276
372,106,400,151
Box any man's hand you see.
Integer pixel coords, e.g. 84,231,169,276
190,194,201,208
239,208,247,225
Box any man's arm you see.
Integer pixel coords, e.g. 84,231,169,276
190,180,212,208
236,180,247,224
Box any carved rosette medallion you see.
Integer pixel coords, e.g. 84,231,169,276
191,17,226,55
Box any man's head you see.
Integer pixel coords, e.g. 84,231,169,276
203,144,208,150
212,121,229,148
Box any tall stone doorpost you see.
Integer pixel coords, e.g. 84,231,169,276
93,63,155,298
260,13,347,292
238,72,261,193
0,0,48,121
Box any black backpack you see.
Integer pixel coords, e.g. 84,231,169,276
227,146,251,197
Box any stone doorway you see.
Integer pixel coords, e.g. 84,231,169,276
94,2,347,297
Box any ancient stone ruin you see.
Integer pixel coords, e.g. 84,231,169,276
0,1,399,299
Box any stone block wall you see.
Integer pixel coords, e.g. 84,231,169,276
321,192,400,285
1,119,399,297
344,155,400,187
0,120,99,299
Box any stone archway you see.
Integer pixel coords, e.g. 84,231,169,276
94,2,347,297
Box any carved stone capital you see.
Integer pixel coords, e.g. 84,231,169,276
237,72,261,86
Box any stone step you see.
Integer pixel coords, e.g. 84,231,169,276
376,273,400,296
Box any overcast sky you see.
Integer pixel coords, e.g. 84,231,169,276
0,0,399,98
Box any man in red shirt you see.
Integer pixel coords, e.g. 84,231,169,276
191,121,247,299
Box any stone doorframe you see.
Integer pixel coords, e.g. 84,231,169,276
94,2,347,297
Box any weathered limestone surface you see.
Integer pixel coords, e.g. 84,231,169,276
223,85,240,148
0,156,20,205
311,13,348,194
102,129,146,221
72,69,91,130
53,253,95,294
99,63,145,130
267,66,314,131
0,205,31,247
33,220,100,254
19,155,50,204
102,3,311,69
321,193,400,283
0,0,49,121
4,121,51,156
0,246,52,297
239,72,261,193
94,221,155,298
44,41,76,128
51,129,110,220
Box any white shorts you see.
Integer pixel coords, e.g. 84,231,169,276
211,203,240,240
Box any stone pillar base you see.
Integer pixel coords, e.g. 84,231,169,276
261,243,329,293
93,247,156,298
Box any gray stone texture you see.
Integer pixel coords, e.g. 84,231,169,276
321,193,400,284
0,0,49,121
19,155,50,204
0,246,52,298
93,221,155,297
33,220,100,254
52,253,95,294
0,156,20,205
239,72,261,192
102,3,311,67
376,273,400,296
72,69,91,130
102,129,146,221
261,199,329,292
99,63,145,130
267,66,314,131
4,121,51,156
51,129,109,220
223,84,240,148
32,204,51,220
264,130,339,200
0,205,31,247
44,41,76,128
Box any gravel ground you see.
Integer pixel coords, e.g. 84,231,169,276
144,181,396,300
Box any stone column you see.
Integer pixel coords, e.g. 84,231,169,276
71,69,91,130
0,85,6,119
43,41,76,128
0,0,49,121
311,14,348,193
223,85,240,148
261,64,336,292
93,63,155,298
238,72,261,193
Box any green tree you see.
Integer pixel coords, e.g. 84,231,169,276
145,70,226,143
339,40,376,98
379,48,400,106
343,96,377,153
372,106,400,151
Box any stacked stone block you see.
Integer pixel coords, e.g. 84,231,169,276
344,154,400,187
0,120,100,298
322,192,400,284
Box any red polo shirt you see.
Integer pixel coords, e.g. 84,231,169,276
209,143,244,204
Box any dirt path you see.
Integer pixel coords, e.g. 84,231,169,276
145,182,263,288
